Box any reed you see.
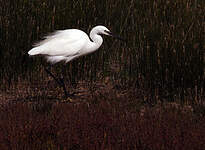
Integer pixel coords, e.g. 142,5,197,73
0,0,204,104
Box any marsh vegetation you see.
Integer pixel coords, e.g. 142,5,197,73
0,0,204,149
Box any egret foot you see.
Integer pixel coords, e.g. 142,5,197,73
61,96,74,103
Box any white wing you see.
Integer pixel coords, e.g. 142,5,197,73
28,29,89,57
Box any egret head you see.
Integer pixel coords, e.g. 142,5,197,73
91,25,126,42
94,26,111,36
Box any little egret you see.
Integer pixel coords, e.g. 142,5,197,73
28,25,124,98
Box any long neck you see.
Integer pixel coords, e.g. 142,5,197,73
89,29,103,51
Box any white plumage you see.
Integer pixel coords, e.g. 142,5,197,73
28,25,112,64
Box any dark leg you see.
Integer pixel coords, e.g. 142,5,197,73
44,66,70,98
58,74,69,97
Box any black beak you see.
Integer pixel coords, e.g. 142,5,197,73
104,30,126,42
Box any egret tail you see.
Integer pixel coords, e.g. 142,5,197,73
28,47,43,55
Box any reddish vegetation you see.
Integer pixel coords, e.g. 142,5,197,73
0,99,204,150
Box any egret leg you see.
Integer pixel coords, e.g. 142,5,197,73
58,74,69,97
44,66,70,98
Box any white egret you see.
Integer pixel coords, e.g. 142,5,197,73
28,25,124,98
